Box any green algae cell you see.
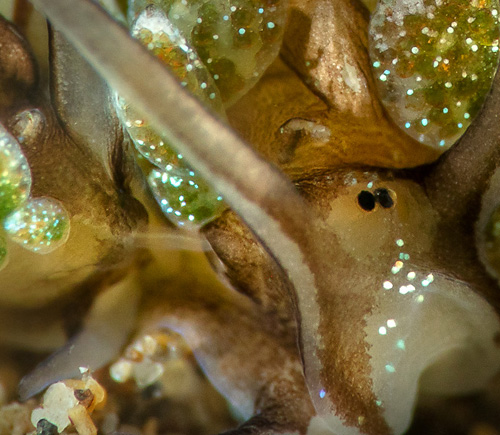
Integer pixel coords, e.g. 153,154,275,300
369,0,500,150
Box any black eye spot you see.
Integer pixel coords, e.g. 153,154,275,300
357,191,376,211
374,188,395,208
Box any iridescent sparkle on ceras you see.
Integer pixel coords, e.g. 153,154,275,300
0,125,31,221
114,4,228,229
116,0,287,229
148,165,224,229
3,197,70,254
0,125,30,267
130,0,287,106
369,0,500,149
0,124,70,257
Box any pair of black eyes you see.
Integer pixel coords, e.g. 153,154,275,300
357,188,395,211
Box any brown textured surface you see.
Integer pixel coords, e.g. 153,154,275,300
0,14,37,117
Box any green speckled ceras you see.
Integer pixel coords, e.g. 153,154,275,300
116,0,287,229
130,0,287,105
369,0,500,149
0,125,31,221
0,125,70,268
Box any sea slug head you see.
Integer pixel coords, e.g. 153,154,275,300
294,168,500,434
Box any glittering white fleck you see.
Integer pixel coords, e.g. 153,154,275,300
383,281,394,290
385,364,396,373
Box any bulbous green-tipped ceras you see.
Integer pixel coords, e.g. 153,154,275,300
369,0,500,150
3,197,70,254
0,124,31,221
148,166,225,230
114,4,224,169
115,5,227,229
130,0,288,106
